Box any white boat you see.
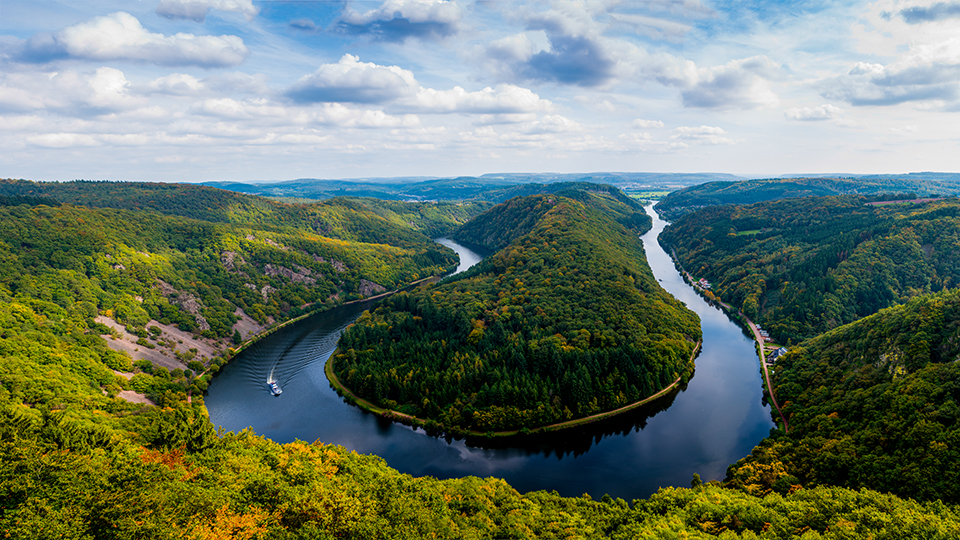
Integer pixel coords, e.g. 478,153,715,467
267,381,282,396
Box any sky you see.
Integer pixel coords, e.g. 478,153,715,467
1,0,959,182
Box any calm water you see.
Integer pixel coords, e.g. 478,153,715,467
205,209,774,499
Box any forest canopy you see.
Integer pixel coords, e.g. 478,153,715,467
727,287,960,504
660,196,960,343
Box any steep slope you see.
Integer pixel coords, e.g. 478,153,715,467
727,288,960,503
660,196,960,343
332,192,700,433
0,197,458,407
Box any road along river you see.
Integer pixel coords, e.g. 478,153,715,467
205,208,774,500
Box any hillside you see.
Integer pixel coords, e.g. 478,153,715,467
0,179,489,242
655,176,960,220
660,196,960,343
726,287,960,503
0,192,464,409
332,191,700,433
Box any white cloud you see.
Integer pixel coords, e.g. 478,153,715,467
618,132,688,152
522,114,582,134
681,56,781,109
849,62,884,75
286,54,418,104
0,68,141,115
202,72,271,95
192,96,421,129
27,132,100,148
336,0,462,41
609,13,692,42
146,73,205,95
410,84,551,114
21,12,249,67
479,4,618,87
156,0,258,22
632,118,664,128
671,125,738,145
822,37,960,106
784,104,843,121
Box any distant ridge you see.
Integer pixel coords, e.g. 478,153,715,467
201,172,744,201
655,174,960,220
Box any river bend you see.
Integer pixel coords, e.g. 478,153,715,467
205,208,774,499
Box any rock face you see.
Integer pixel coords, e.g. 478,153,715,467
263,264,317,285
155,280,211,331
173,293,211,331
220,250,246,274
358,279,387,296
312,254,347,272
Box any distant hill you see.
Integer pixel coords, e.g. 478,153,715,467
201,172,743,202
655,174,960,220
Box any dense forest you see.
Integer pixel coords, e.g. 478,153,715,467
332,190,700,433
660,196,960,343
726,287,960,504
0,179,490,241
0,183,482,410
3,181,960,536
655,176,960,220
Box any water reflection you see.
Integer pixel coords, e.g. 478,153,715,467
206,209,774,500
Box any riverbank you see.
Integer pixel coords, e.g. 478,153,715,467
209,271,453,380
325,340,701,440
667,255,789,433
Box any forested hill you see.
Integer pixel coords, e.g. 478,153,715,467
660,196,960,343
727,287,960,503
333,191,700,433
0,179,489,241
655,176,960,220
453,183,650,252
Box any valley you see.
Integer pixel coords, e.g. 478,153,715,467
2,177,960,537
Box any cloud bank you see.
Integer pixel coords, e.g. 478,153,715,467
335,0,462,41
156,0,259,23
18,12,249,67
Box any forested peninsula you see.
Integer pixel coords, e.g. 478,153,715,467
332,188,701,433
660,196,960,343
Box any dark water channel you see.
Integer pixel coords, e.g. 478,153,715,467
205,208,774,499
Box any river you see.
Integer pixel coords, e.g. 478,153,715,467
205,207,774,500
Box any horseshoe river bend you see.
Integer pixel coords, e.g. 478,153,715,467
205,206,775,500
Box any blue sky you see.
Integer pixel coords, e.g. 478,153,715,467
1,0,958,181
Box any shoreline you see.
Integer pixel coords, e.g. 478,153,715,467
667,251,789,433
325,340,701,439
209,270,452,379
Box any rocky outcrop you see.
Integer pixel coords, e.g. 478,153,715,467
358,279,387,297
263,264,317,285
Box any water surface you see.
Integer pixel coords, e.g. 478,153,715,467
206,210,774,499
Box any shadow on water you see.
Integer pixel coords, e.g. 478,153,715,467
462,383,684,457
